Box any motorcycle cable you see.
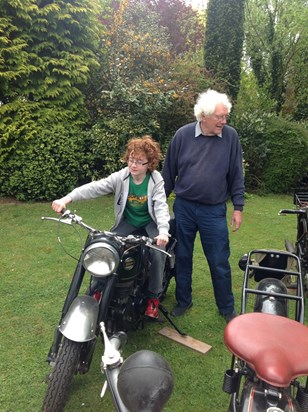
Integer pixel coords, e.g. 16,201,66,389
56,214,83,262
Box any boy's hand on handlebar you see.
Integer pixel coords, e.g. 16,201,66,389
52,196,72,214
154,234,169,247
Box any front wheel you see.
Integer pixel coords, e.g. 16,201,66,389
42,337,82,412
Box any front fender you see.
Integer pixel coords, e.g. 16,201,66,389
59,295,99,342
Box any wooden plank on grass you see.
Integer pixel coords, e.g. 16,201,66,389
158,327,212,354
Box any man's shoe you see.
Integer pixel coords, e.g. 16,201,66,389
145,298,159,319
222,311,238,323
171,302,193,317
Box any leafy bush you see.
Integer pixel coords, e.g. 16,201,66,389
0,123,86,201
232,111,274,191
81,113,171,181
262,117,308,193
81,118,130,181
233,112,308,193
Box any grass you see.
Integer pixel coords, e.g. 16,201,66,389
0,194,302,412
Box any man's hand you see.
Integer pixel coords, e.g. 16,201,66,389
230,210,242,232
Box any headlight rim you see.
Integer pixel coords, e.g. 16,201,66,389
82,241,120,277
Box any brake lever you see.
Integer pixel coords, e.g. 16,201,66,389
145,241,172,257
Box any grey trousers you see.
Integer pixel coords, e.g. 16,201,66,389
113,219,166,297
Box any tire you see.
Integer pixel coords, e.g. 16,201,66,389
42,337,82,412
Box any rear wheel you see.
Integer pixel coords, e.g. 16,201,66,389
42,337,82,412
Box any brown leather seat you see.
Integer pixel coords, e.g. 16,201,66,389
224,312,308,387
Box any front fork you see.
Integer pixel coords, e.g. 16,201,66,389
47,257,117,365
47,259,86,363
77,274,118,374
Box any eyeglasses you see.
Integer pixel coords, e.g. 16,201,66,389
128,158,149,166
212,114,229,121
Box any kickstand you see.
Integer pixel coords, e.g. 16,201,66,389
159,304,187,336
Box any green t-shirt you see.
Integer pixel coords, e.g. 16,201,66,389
124,174,152,228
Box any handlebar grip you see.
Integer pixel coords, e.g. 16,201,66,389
110,332,128,351
279,209,300,215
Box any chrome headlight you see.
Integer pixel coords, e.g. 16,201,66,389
82,242,120,277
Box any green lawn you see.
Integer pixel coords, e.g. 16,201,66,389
0,194,300,411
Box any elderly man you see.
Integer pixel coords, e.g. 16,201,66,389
162,89,245,322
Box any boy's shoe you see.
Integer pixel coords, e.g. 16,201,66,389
145,298,159,319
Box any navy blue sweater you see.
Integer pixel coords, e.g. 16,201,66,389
162,122,245,210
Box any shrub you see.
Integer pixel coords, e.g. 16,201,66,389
232,111,273,191
262,117,308,193
233,112,308,193
81,114,165,182
0,123,86,201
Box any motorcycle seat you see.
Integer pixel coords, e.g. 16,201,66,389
224,312,308,387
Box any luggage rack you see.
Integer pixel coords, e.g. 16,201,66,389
294,190,308,207
241,249,305,323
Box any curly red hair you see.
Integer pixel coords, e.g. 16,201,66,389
123,135,161,172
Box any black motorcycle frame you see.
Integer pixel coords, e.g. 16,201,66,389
223,248,308,412
41,210,176,411
279,188,308,294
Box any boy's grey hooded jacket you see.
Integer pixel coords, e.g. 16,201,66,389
68,167,170,236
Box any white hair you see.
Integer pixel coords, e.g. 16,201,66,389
194,89,232,121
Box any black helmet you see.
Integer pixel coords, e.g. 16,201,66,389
117,350,174,411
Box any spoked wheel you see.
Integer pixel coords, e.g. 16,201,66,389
42,337,82,412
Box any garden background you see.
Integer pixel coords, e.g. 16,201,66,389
0,0,307,200
0,0,308,410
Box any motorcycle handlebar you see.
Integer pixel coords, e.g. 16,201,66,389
279,209,307,215
109,332,128,352
41,210,171,257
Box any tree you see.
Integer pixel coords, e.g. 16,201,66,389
150,0,205,56
0,0,103,200
0,0,101,107
204,0,245,101
244,0,308,115
86,0,176,137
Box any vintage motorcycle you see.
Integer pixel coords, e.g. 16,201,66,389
279,188,308,294
41,209,177,412
99,321,174,411
223,248,308,411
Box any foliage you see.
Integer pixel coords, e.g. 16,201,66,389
244,0,308,116
204,0,245,102
81,115,151,181
0,117,86,201
232,110,274,191
261,117,308,193
0,99,88,162
86,0,173,128
0,0,101,106
290,46,308,121
85,0,210,159
234,69,277,116
149,0,205,56
159,51,218,152
232,111,308,193
0,0,104,200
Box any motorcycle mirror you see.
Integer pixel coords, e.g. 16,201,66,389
238,254,248,271
117,350,174,411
